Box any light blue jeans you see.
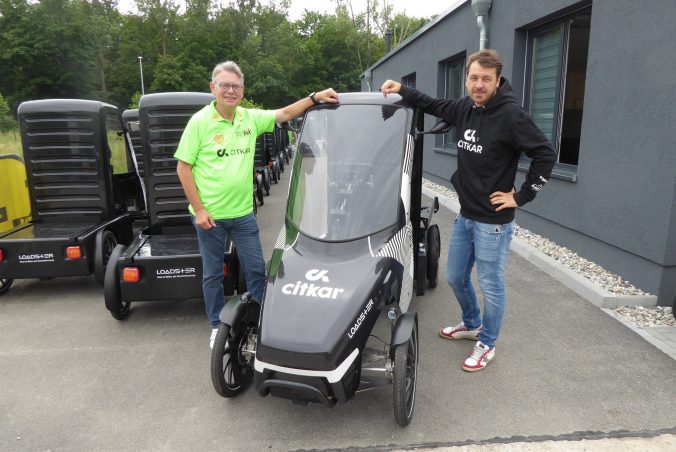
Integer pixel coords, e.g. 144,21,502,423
193,213,266,327
445,214,515,349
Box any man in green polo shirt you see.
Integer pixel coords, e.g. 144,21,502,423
175,61,338,348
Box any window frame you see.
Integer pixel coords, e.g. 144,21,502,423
521,6,592,181
435,53,466,153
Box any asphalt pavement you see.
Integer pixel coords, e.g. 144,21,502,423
1,169,675,451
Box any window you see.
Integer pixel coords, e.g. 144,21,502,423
438,55,465,149
526,8,591,168
401,72,416,89
105,113,128,174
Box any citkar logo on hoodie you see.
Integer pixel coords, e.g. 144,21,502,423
458,129,483,154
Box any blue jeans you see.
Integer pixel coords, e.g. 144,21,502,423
445,214,514,349
192,213,266,327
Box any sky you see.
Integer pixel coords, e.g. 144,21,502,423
117,0,447,21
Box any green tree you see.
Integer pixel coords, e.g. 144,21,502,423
0,93,16,131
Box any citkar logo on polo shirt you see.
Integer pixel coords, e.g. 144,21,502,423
214,134,224,144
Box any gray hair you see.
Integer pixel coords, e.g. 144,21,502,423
212,61,244,85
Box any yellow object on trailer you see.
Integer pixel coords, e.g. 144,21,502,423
0,153,31,234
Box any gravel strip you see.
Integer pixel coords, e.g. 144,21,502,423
422,179,674,328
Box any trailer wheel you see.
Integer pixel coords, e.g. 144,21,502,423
211,323,253,397
94,229,118,285
104,244,131,320
426,224,440,288
275,159,282,180
0,278,13,295
255,174,264,206
271,163,278,184
393,320,418,426
262,168,271,195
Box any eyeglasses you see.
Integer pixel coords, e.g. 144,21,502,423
217,82,243,92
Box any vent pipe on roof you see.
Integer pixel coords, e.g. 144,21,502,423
471,0,492,49
363,69,372,92
385,30,392,53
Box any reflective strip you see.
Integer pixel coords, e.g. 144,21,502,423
254,348,359,383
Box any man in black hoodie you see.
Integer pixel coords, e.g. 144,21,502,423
381,49,556,372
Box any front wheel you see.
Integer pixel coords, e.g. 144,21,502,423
393,321,418,426
0,278,13,295
211,323,253,397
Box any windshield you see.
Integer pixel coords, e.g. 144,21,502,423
287,104,408,241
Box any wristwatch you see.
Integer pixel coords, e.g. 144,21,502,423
309,92,319,105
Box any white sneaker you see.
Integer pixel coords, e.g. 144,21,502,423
462,341,496,372
439,322,482,340
209,328,218,349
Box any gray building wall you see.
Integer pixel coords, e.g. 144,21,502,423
363,0,676,304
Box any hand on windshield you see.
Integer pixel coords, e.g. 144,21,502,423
380,80,401,96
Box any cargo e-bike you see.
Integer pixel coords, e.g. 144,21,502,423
210,93,442,426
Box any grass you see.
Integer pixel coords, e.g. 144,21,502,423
0,128,23,156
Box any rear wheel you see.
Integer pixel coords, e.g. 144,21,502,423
393,321,418,426
104,244,131,320
94,229,118,285
211,323,253,397
0,278,13,295
426,224,440,288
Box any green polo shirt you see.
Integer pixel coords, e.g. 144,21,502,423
174,102,276,219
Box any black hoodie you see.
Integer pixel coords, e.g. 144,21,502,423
399,78,556,224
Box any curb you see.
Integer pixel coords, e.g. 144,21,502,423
421,185,658,309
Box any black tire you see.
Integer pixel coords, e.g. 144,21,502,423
278,155,284,173
0,278,13,295
104,244,131,320
393,321,418,427
426,224,440,288
263,168,271,194
211,323,253,397
255,174,264,206
271,163,278,184
94,229,118,285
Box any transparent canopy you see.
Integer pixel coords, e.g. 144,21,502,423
287,104,408,241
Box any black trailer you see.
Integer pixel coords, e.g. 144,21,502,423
253,134,272,204
0,99,142,295
104,93,243,320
